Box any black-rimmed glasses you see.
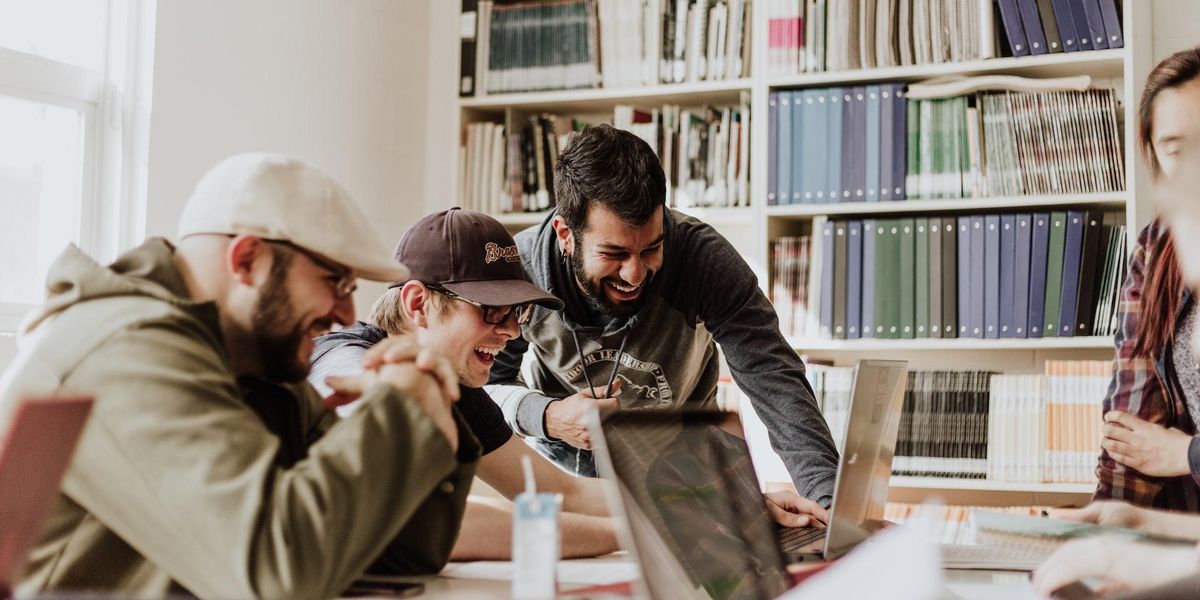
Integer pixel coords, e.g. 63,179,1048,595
267,240,358,298
430,286,533,325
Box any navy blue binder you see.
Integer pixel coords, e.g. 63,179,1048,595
970,216,986,338
997,0,1032,56
848,220,863,338
1097,0,1123,48
985,215,1001,339
1013,214,1033,337
862,219,876,337
1028,213,1051,337
792,90,807,204
957,216,972,337
778,91,792,204
1057,211,1086,336
999,215,1017,338
820,219,835,337
1065,0,1094,51
1079,0,1109,50
767,91,779,205
1017,0,1050,54
1050,0,1081,52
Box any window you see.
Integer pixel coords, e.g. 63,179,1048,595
0,0,156,331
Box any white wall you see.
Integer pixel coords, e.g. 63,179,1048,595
145,0,433,316
1153,0,1200,62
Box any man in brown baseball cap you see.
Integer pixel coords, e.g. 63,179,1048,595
1,154,479,597
311,208,622,560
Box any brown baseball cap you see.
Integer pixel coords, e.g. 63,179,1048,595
393,208,563,310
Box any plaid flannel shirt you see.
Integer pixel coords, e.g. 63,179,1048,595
1095,218,1200,510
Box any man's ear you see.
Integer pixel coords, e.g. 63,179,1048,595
399,281,431,328
551,215,575,257
226,235,269,287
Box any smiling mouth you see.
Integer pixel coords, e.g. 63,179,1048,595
473,346,501,364
606,280,641,299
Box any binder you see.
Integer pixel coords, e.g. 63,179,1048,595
848,220,864,338
999,214,1017,338
849,87,868,201
1097,0,1123,49
1065,0,1094,52
892,85,908,201
866,85,882,202
792,90,808,204
778,91,793,204
810,91,830,202
1043,212,1068,338
1028,213,1051,337
827,88,845,202
862,218,877,338
929,218,943,338
984,215,1001,339
834,221,848,339
1035,0,1065,52
1049,0,1081,52
1072,211,1105,336
1016,0,1049,54
916,219,930,338
942,216,958,338
841,88,856,201
1013,214,1033,337
768,92,780,205
1057,211,1087,336
460,0,479,96
877,220,901,338
820,219,835,337
969,216,986,338
900,218,916,338
957,216,972,337
880,86,895,201
1079,0,1109,50
996,0,1031,57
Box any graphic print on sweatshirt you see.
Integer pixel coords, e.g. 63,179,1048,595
564,349,674,408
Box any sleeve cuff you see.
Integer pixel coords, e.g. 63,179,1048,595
515,392,558,440
1189,436,1200,479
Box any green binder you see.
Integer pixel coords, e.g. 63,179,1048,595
876,220,901,339
900,218,916,339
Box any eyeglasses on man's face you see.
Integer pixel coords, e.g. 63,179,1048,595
267,240,358,299
430,286,533,325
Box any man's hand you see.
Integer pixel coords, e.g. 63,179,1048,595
545,381,622,449
1101,411,1193,477
763,490,829,528
1032,537,1199,597
360,335,461,403
1049,501,1148,530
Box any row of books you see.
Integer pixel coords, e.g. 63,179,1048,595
883,503,1044,545
808,361,1109,482
988,361,1111,484
765,0,992,77
459,0,753,96
995,0,1123,57
766,85,1124,205
770,213,1127,340
460,115,579,215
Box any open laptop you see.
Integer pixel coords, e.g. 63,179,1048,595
0,395,93,597
588,359,907,599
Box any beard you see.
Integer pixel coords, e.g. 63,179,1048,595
570,235,654,319
251,256,313,383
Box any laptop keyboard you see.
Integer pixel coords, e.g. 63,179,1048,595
778,526,826,552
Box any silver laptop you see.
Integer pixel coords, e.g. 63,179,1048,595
589,359,908,599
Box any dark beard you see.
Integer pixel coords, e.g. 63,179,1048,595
570,237,651,319
251,254,310,383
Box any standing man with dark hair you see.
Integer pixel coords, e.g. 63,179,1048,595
486,124,840,518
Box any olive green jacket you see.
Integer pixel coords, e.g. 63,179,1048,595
0,239,480,599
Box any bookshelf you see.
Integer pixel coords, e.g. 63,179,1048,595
453,1,1154,506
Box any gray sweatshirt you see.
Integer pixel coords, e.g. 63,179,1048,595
485,209,838,505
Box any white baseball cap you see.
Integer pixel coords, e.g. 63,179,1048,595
177,153,408,282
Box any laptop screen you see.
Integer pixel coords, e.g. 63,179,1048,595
596,410,793,600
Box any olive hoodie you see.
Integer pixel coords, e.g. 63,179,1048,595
0,239,479,599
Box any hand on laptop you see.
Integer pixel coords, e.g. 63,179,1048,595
545,380,622,449
1032,537,1199,597
764,490,829,528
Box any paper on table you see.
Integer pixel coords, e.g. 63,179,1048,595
779,512,943,600
440,560,639,586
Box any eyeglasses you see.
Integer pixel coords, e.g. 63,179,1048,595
268,240,358,299
430,286,534,325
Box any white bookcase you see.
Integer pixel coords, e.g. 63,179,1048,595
455,1,1155,506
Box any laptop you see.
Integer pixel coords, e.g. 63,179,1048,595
588,359,907,599
0,395,93,597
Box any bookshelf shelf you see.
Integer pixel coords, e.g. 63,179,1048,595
889,476,1095,494
764,192,1129,219
675,205,755,225
767,49,1128,89
459,79,752,113
786,336,1114,351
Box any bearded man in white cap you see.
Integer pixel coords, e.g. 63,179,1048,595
0,154,477,599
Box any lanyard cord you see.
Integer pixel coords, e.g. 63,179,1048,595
570,330,629,398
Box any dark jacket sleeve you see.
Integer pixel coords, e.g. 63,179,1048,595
673,222,840,505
